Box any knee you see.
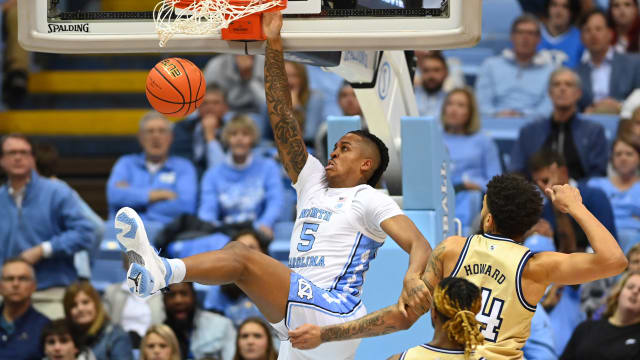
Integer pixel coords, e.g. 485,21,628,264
224,241,256,275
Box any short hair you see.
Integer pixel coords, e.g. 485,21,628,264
221,114,260,146
432,277,483,360
579,8,613,29
545,0,582,24
604,271,640,318
34,143,59,178
419,50,448,70
233,317,278,360
528,149,567,174
511,13,541,35
138,110,173,133
548,67,582,91
140,325,181,360
440,87,481,135
41,319,78,354
2,257,36,281
206,83,229,104
485,174,544,240
627,243,640,261
0,133,34,157
347,130,389,187
231,229,269,255
63,281,108,337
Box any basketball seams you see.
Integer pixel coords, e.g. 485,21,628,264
146,85,205,105
174,58,193,117
145,57,205,117
184,58,205,110
152,64,186,114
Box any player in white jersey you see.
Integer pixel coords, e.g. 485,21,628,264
114,11,431,360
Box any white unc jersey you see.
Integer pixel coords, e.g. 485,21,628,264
288,155,403,297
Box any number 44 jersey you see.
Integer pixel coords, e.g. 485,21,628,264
288,155,403,298
450,233,537,360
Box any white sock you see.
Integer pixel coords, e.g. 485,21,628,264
166,258,186,284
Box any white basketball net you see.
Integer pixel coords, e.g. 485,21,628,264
154,0,283,47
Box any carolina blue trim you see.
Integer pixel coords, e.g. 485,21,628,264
161,257,172,286
420,344,465,354
285,300,364,329
331,232,362,290
516,251,537,312
449,235,473,277
483,233,518,244
332,232,382,297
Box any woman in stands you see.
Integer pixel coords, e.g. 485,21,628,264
198,114,285,240
440,87,502,235
608,0,640,53
139,325,181,360
233,317,278,360
561,271,640,359
587,135,640,253
387,277,484,360
64,281,133,360
284,61,328,147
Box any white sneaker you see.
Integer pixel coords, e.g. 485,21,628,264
114,207,172,298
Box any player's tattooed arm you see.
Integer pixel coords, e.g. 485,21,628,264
263,12,308,183
289,305,415,349
422,240,446,298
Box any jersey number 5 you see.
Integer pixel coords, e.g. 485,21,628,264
476,287,504,342
298,222,319,252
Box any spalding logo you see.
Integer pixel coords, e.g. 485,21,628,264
48,23,90,33
160,60,182,78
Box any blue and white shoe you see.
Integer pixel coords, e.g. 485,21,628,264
114,207,172,298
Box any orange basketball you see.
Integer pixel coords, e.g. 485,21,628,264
145,57,206,117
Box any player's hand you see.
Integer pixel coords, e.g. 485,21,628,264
289,324,323,350
545,184,583,214
398,274,432,319
262,11,283,40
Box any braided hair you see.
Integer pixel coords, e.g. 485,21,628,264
433,277,484,360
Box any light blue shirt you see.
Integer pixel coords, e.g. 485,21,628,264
587,177,640,231
582,48,614,102
475,49,555,117
442,131,502,191
538,26,584,68
415,86,446,118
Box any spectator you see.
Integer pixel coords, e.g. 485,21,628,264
608,0,640,53
102,254,165,348
518,0,597,18
107,111,198,243
509,67,608,179
561,271,640,359
203,55,266,117
171,84,229,176
233,318,278,360
577,8,640,113
529,149,617,253
0,134,95,319
475,14,555,118
439,87,501,235
140,324,181,360
414,50,448,118
523,305,559,360
163,282,236,360
204,230,266,326
63,281,133,360
198,115,284,240
587,136,640,254
304,64,343,118
284,61,328,146
539,0,585,68
0,258,50,360
42,319,96,360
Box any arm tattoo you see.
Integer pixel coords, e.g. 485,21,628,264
320,306,400,342
264,45,308,177
423,243,445,293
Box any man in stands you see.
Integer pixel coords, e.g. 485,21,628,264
475,14,555,118
107,111,198,243
414,51,449,118
0,134,95,319
0,258,50,360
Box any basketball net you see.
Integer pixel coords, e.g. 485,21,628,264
154,0,286,47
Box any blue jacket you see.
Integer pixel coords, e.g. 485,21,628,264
0,305,50,360
198,154,285,229
0,171,95,289
86,322,133,360
576,51,640,110
106,153,198,224
509,115,608,179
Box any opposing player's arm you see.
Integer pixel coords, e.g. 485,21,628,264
263,12,308,183
526,185,627,287
381,215,432,317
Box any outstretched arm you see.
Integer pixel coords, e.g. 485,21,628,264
263,12,308,183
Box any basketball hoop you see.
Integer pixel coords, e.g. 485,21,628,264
154,0,287,47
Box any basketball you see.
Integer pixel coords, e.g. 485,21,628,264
145,57,206,117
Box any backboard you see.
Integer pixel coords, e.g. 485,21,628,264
19,0,481,54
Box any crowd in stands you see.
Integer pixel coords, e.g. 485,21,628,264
1,0,640,359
